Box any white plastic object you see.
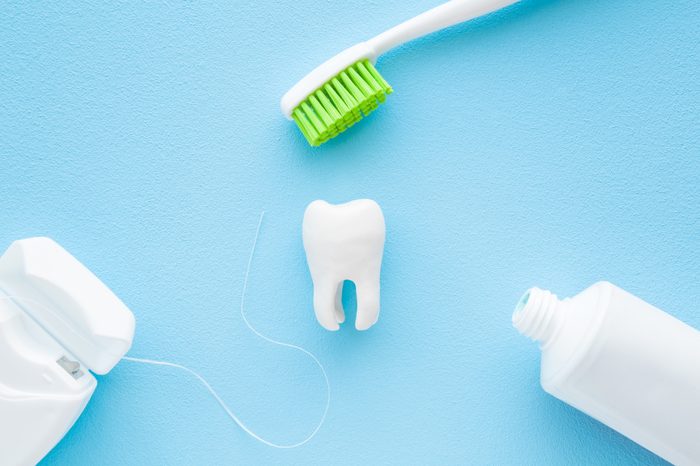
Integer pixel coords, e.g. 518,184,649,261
513,281,700,465
302,199,386,331
280,0,519,118
0,237,135,466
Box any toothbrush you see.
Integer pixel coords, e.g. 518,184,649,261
281,0,519,147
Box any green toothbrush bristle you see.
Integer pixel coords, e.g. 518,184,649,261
292,59,392,147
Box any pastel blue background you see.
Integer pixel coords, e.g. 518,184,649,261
2,0,698,464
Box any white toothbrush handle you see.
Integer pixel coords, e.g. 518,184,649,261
367,0,519,56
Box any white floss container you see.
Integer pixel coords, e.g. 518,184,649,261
0,237,135,466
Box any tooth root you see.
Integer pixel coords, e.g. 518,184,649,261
355,277,380,331
312,279,342,331
334,282,345,324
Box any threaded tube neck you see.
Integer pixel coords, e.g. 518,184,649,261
512,287,561,344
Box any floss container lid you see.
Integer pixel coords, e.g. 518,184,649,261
0,237,135,375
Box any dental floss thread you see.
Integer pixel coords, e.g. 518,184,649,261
1,212,331,449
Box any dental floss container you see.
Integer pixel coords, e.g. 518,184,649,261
0,237,135,466
513,281,700,465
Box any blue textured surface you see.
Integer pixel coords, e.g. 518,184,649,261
2,0,699,464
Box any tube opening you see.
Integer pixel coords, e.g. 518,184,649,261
512,287,560,343
512,290,531,324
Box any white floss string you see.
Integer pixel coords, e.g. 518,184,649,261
124,211,330,448
1,212,331,449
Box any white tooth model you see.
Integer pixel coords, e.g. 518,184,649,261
0,237,135,466
303,199,386,331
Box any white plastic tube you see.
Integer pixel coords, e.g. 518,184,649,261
513,281,700,465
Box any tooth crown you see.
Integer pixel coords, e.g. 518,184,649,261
302,199,386,331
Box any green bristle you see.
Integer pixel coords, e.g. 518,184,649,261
292,59,392,146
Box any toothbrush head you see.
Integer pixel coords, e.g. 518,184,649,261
281,44,392,147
